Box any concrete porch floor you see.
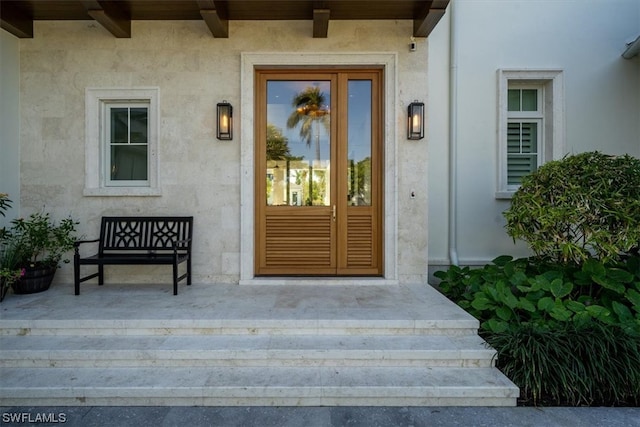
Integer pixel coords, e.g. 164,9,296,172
0,281,475,325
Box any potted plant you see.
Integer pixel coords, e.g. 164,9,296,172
0,194,24,301
0,194,78,297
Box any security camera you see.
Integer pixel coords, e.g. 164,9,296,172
409,41,417,52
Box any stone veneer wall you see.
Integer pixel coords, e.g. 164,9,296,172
19,20,430,285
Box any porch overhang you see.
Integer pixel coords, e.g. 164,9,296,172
1,0,450,39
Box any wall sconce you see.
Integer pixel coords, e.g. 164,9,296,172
407,101,424,140
217,101,233,140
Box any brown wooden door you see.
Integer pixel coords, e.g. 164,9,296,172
255,68,383,276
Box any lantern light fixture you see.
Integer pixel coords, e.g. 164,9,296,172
407,101,424,140
217,101,233,140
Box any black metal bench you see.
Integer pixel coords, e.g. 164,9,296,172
73,216,193,295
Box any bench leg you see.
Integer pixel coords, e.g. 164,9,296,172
187,256,192,286
173,261,178,296
98,265,104,286
74,256,80,296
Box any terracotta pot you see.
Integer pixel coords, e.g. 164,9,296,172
11,264,57,294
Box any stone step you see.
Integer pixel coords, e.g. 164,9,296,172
0,318,479,337
0,284,519,406
0,334,497,368
0,366,519,406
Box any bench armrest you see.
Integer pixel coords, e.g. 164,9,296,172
74,238,100,254
173,238,192,251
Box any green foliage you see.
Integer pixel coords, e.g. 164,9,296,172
440,151,640,405
487,322,640,406
435,255,640,336
0,193,11,217
286,86,330,148
0,194,22,296
3,212,78,268
504,152,640,264
266,124,291,160
436,254,640,406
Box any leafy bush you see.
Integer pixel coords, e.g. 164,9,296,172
504,152,640,264
436,255,640,406
438,151,640,406
2,212,78,268
435,255,640,335
487,322,640,406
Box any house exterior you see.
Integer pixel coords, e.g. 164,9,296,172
426,0,639,277
1,0,639,288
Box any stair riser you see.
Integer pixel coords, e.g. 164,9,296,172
0,396,517,407
0,354,496,369
0,327,480,337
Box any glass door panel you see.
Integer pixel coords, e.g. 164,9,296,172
347,80,372,206
266,81,331,207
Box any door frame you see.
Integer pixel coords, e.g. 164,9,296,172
239,52,399,284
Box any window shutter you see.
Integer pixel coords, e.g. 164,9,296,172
507,121,538,186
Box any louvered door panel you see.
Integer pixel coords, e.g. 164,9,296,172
346,214,373,267
258,208,335,274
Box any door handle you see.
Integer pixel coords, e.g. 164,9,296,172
332,205,336,221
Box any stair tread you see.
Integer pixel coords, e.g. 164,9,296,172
0,318,479,335
0,334,492,353
0,366,519,397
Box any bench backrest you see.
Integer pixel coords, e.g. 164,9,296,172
99,216,193,254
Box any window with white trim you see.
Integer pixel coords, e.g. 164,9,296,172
85,88,160,196
106,103,149,186
497,70,564,198
506,85,542,187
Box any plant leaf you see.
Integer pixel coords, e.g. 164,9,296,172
550,279,573,299
537,297,555,312
565,300,586,313
593,275,626,294
626,288,640,309
518,297,537,313
483,318,508,333
586,305,612,321
612,301,633,322
471,296,494,311
492,255,513,267
496,306,513,321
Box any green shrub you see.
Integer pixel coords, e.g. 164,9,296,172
504,152,640,264
436,255,640,406
435,255,640,335
487,322,640,406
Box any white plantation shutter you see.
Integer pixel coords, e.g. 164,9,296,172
507,121,539,185
505,86,543,189
497,70,564,198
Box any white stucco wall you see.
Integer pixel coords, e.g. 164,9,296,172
428,0,640,274
0,30,21,225
18,20,431,285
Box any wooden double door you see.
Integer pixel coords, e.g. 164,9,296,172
255,68,383,276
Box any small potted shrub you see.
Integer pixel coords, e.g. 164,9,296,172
0,194,23,301
0,196,78,296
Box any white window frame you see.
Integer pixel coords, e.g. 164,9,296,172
85,87,160,196
104,102,150,187
497,70,564,199
506,84,543,190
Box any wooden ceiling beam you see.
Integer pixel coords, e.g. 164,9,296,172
413,1,449,38
413,7,446,38
198,0,229,38
83,1,131,38
0,4,34,38
313,8,330,38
